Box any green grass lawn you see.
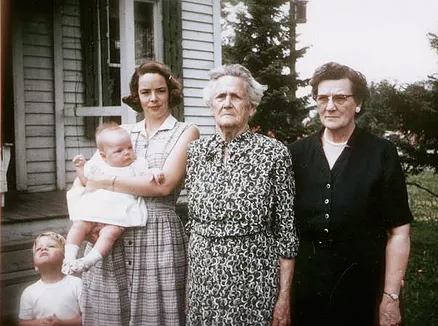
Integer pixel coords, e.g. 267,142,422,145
404,171,438,325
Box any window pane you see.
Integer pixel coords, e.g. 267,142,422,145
105,0,120,106
107,66,121,106
109,0,120,64
134,2,154,65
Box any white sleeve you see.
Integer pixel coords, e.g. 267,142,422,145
73,277,83,314
18,287,34,320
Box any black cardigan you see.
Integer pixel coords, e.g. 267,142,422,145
288,126,413,262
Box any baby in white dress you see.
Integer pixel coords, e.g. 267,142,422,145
63,123,163,274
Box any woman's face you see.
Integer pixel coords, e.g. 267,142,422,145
138,73,170,119
316,78,359,133
211,76,255,132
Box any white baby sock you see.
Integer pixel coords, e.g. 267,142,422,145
62,244,80,275
67,247,104,274
64,244,80,262
81,247,103,268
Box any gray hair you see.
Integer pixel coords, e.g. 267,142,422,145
203,64,268,108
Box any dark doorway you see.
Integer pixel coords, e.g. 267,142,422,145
2,0,16,194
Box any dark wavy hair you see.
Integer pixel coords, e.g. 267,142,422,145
310,62,370,111
122,61,183,113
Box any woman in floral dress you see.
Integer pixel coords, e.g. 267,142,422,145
185,64,299,326
80,61,199,326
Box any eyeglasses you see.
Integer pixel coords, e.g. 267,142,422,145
315,94,353,106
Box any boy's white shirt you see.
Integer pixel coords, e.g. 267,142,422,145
19,275,82,320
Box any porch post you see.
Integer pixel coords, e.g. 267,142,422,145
119,0,136,124
12,4,27,191
53,0,66,190
212,0,222,67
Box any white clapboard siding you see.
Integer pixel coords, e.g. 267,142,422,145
184,87,208,98
27,148,55,162
65,148,96,162
25,126,54,138
184,106,211,116
27,173,56,187
21,3,57,192
61,0,89,185
184,30,214,43
27,161,57,174
177,0,219,203
15,0,220,193
184,97,209,108
22,44,52,57
23,67,54,80
23,56,53,69
24,102,54,114
24,79,53,92
64,137,96,149
26,137,55,149
183,49,215,61
25,113,54,126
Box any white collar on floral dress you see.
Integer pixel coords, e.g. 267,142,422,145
126,114,177,138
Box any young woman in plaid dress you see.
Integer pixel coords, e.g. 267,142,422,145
80,61,199,326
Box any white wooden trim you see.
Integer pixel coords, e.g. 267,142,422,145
119,0,136,124
73,106,123,116
212,0,222,66
12,9,27,191
53,0,66,190
153,0,163,62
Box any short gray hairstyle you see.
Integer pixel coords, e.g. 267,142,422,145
203,64,268,108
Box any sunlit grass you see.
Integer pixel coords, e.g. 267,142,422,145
407,172,438,222
404,171,438,325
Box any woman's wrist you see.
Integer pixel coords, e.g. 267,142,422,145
111,175,117,191
277,289,291,301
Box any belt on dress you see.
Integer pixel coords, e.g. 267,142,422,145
300,239,334,253
312,238,333,248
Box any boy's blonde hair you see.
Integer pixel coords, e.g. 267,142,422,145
33,231,66,254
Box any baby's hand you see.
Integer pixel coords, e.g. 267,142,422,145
72,154,86,167
148,168,165,185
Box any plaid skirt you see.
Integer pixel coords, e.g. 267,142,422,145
81,206,188,326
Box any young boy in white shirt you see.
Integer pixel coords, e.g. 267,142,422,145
19,231,82,326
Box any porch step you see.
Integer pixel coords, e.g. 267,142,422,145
0,199,188,325
1,215,72,244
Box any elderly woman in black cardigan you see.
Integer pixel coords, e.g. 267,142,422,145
288,62,412,326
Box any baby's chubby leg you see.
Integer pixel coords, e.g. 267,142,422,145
66,220,95,249
94,224,124,257
62,221,95,275
67,224,124,274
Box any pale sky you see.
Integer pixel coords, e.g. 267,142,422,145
296,0,438,85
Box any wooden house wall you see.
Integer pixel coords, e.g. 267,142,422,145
15,0,219,192
20,1,57,192
181,0,220,137
60,0,95,185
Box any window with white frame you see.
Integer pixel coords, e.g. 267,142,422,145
80,0,158,108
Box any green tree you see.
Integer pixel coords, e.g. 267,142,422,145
221,1,308,142
358,32,438,178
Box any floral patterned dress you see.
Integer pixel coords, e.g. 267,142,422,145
185,131,299,325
